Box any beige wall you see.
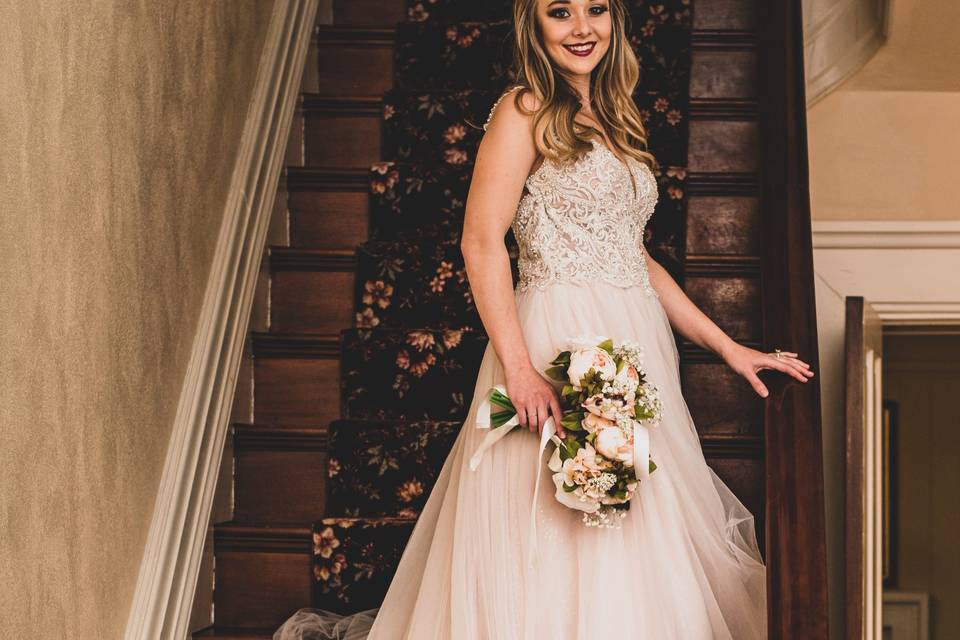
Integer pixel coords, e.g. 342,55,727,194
0,2,275,638
884,335,960,640
807,0,960,221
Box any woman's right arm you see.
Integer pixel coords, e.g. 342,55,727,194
460,90,566,438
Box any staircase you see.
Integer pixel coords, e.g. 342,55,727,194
193,0,828,638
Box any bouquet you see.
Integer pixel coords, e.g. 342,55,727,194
469,336,663,534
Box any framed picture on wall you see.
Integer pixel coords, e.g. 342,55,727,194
883,399,898,588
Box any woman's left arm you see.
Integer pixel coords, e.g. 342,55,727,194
643,247,814,398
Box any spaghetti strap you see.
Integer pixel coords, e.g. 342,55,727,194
483,85,525,131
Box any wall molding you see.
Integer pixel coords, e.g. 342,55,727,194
811,220,960,249
812,220,960,327
122,1,318,638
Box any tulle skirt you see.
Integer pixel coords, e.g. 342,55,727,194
274,280,767,640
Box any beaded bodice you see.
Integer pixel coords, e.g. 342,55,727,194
483,89,660,298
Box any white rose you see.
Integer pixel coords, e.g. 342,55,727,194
567,347,616,388
594,427,634,466
614,363,640,394
582,412,615,433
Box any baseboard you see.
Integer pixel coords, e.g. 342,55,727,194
122,1,318,638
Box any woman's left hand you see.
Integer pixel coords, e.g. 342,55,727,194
722,343,815,398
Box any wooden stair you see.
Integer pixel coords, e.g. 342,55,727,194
194,0,829,636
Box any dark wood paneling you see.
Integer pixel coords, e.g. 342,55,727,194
315,27,394,96
684,275,762,341
682,363,764,437
688,120,759,173
690,49,757,99
686,196,761,255
693,0,757,30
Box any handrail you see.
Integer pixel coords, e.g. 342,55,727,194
755,0,830,637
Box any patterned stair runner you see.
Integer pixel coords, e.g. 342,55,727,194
312,0,692,613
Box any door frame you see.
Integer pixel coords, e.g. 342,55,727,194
812,220,960,638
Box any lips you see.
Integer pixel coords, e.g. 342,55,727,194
563,41,596,57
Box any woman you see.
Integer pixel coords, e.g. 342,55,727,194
275,0,814,638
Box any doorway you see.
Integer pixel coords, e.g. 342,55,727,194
845,305,960,640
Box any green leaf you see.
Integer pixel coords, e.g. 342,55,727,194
550,350,571,366
649,459,658,473
563,482,577,493
597,338,614,354
560,412,584,431
544,365,567,382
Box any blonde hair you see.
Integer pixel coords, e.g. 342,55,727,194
507,0,658,171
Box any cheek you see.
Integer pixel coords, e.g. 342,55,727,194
539,20,566,49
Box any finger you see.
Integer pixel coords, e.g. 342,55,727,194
516,405,529,430
767,356,810,383
747,371,769,398
782,355,811,369
550,398,566,438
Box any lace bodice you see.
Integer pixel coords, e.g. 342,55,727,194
483,88,660,298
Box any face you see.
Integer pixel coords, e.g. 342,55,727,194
536,0,613,79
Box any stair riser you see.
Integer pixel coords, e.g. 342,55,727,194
213,550,312,629
271,270,355,333
254,358,340,428
235,449,328,523
316,37,393,96
288,189,370,250
333,0,406,26
304,110,381,168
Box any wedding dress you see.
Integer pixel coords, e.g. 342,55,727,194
274,88,767,640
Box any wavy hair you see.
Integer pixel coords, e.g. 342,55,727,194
507,0,658,171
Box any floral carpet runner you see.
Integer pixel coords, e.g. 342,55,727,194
313,0,692,612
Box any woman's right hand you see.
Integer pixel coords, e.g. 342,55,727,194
504,366,566,439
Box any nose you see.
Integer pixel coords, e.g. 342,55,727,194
571,10,591,37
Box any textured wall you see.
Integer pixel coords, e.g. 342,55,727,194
0,1,275,637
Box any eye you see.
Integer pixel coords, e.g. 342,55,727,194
546,3,607,19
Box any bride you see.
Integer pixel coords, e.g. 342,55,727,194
275,0,814,638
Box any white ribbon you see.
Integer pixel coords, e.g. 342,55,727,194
468,384,652,569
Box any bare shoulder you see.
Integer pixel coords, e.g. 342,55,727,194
481,86,539,162
483,85,540,132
